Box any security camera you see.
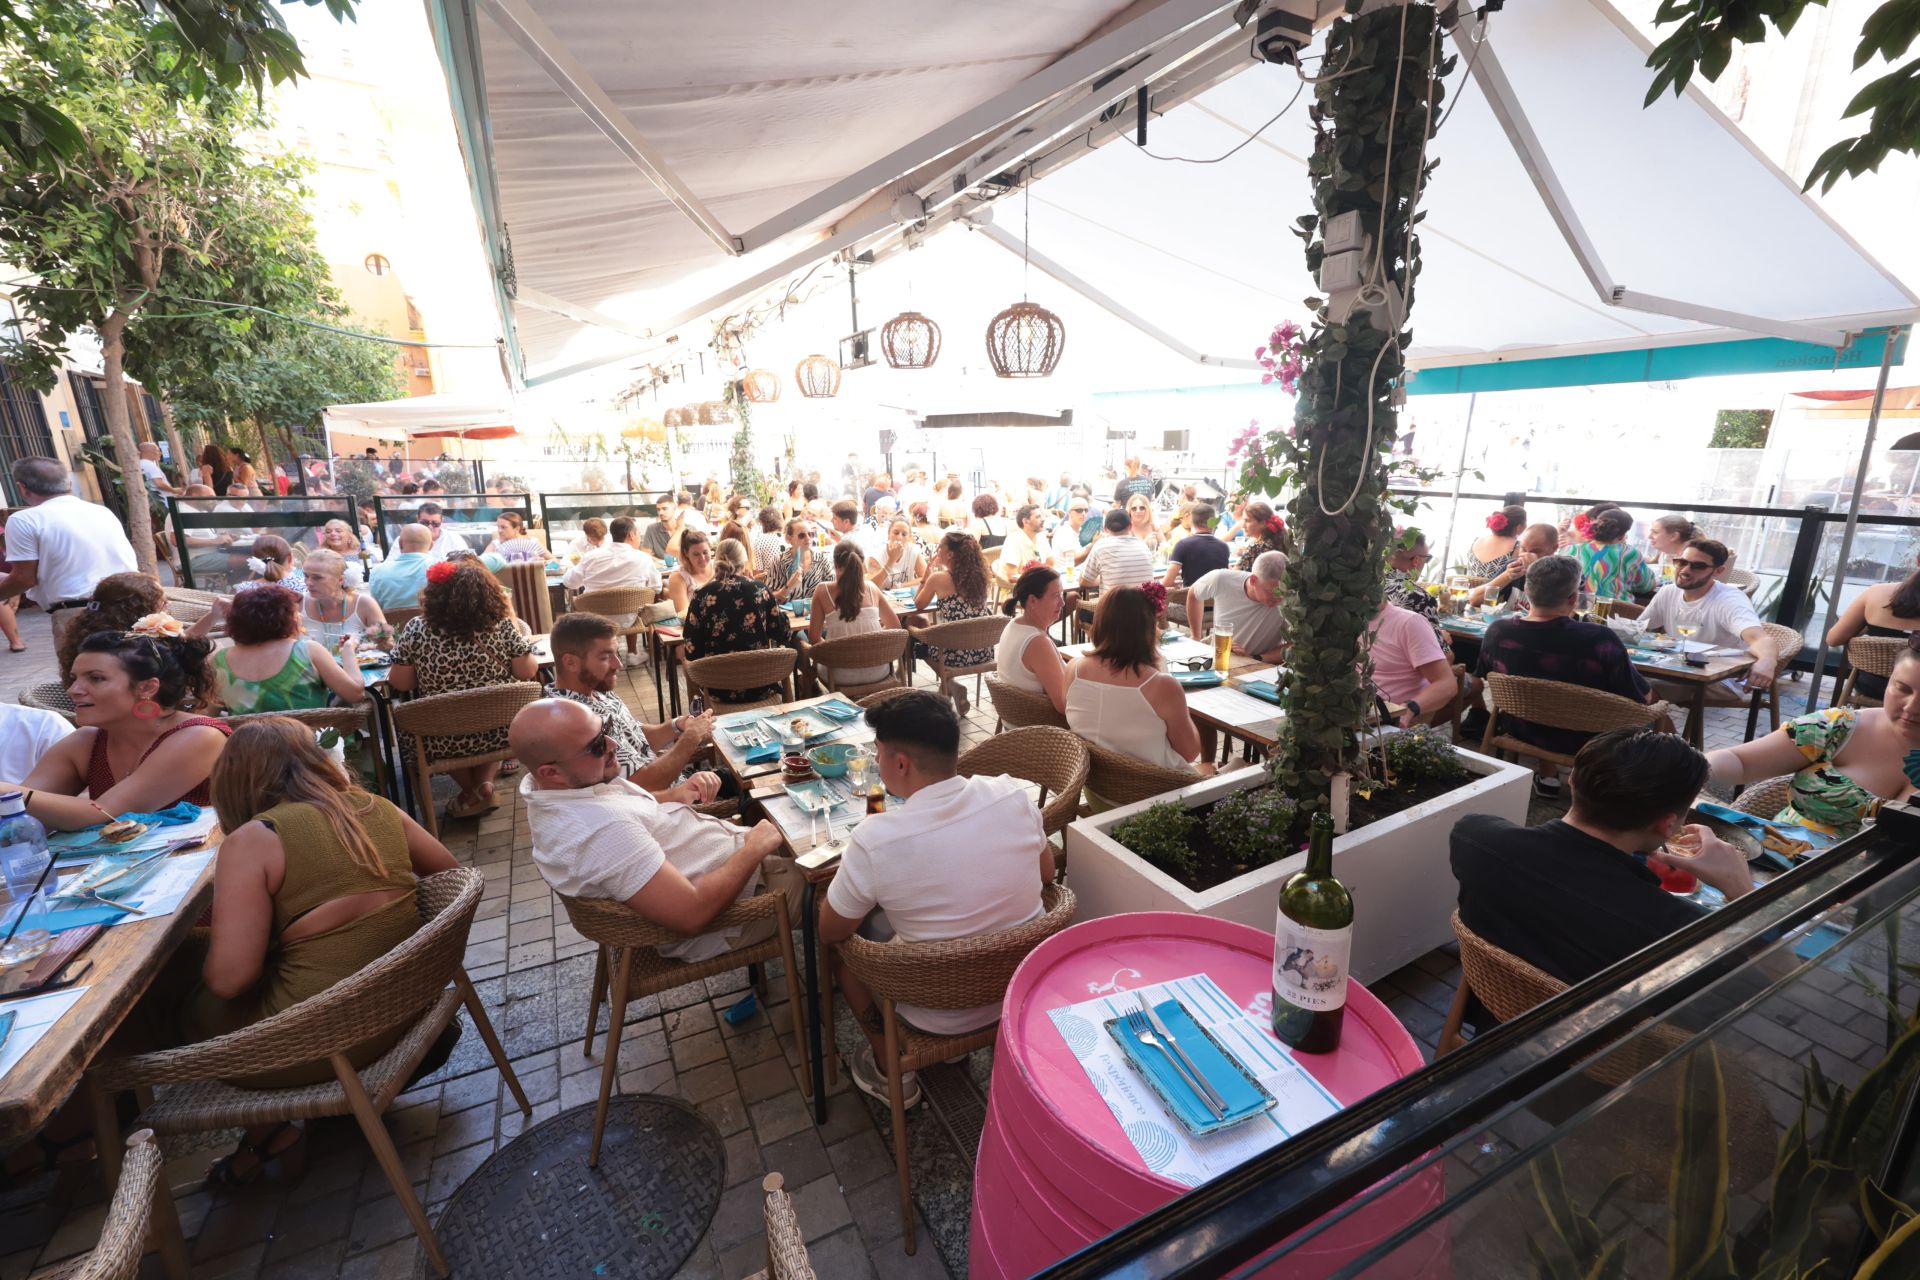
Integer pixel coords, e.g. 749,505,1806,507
1250,9,1311,64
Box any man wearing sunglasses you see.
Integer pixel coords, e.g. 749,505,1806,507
513,699,796,960
1640,537,1777,696
414,502,468,563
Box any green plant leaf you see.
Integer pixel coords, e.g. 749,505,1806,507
1667,1046,1731,1279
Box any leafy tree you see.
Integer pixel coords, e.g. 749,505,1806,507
1646,0,1920,192
0,3,344,572
1710,407,1775,448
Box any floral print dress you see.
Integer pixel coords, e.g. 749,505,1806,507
918,594,997,667
1775,708,1890,836
683,576,792,702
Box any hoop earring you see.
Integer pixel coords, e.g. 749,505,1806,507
132,698,161,720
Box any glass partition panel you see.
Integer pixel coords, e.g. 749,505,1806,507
536,491,667,553
367,493,531,557
170,494,357,591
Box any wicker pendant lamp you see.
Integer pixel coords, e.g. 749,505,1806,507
698,400,733,426
662,406,691,428
795,354,840,398
881,311,941,369
986,169,1065,378
742,368,780,403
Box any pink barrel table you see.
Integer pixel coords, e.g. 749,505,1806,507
969,913,1446,1279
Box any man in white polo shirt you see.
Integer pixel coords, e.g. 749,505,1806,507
0,457,137,630
512,698,797,961
819,690,1052,1107
1079,506,1155,591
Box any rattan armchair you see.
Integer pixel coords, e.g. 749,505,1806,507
684,649,797,712
797,628,910,700
86,869,528,1279
957,727,1088,842
1742,622,1805,740
559,889,810,1166
835,884,1076,1255
162,586,227,629
491,560,554,634
1479,673,1675,772
29,1130,184,1280
739,1172,816,1280
1082,739,1209,811
985,674,1067,730
388,681,544,836
907,614,1008,710
570,585,659,664
1837,635,1904,708
19,680,76,724
1732,774,1794,819
857,686,919,712
1724,567,1759,598
1607,600,1645,621
382,605,423,632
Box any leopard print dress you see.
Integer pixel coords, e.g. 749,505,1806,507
391,616,535,761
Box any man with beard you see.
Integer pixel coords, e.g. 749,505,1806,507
545,611,722,802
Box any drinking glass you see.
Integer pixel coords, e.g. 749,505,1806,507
1213,622,1234,672
1594,597,1615,620
1677,624,1700,649
1576,590,1593,617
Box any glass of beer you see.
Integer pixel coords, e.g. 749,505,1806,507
1594,597,1615,620
1213,621,1234,671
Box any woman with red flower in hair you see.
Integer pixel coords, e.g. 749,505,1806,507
1464,504,1528,581
388,560,539,820
1233,499,1291,572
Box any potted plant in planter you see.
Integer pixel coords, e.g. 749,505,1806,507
1063,2,1532,977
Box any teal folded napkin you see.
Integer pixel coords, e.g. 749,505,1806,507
23,898,136,933
1238,680,1286,706
815,699,862,721
1172,670,1225,689
1108,998,1272,1135
745,741,782,765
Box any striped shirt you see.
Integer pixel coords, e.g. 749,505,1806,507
1081,533,1156,591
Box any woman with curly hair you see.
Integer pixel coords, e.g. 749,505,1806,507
967,492,1011,547
55,571,166,682
4,618,231,826
913,531,997,710
1464,503,1528,580
210,585,366,715
389,561,538,819
198,443,234,496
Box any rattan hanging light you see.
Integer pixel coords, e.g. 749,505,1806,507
880,311,941,369
662,406,691,428
742,368,780,403
698,400,733,426
795,354,840,398
986,168,1065,378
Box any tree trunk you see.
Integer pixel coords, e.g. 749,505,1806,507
158,400,188,491
99,315,157,577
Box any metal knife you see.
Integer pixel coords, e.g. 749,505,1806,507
1142,997,1229,1115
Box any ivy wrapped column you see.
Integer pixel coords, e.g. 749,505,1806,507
1268,2,1450,811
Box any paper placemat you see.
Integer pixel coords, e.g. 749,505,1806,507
1047,973,1339,1186
0,986,89,1084
1186,686,1286,730
49,809,218,863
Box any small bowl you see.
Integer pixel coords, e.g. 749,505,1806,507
781,755,814,778
809,743,857,777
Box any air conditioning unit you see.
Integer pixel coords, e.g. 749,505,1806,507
1163,430,1189,451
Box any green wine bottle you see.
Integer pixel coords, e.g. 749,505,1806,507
1272,811,1353,1053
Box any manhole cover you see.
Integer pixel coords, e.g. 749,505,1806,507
432,1096,725,1278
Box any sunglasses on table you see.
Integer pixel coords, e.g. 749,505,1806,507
1174,657,1215,671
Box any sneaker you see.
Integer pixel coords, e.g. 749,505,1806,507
1531,774,1564,800
623,652,647,669
952,683,970,716
846,1040,921,1109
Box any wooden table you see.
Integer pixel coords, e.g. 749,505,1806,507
1438,616,1756,748
1059,636,1285,759
0,846,216,1149
651,628,686,718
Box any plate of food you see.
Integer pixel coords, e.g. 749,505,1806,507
54,842,174,901
764,712,838,745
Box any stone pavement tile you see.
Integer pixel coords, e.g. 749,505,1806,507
194,1244,270,1280
431,1099,498,1156
827,1131,895,1191
749,1093,813,1146
261,1238,352,1280
617,1057,680,1097
498,1099,561,1144
344,1194,417,1258
715,1238,768,1280
426,1141,491,1205
758,1128,832,1188
337,1238,424,1280
708,1178,769,1253
514,1062,560,1107
679,1060,738,1105
264,1185,354,1261
845,1176,906,1244
791,1174,852,1241
560,1066,609,1110
507,896,552,924
463,939,507,968
813,1093,880,1146
671,1029,727,1072
35,1201,107,1268
668,1240,723,1280
802,1225,877,1279
620,1025,671,1068
736,1056,798,1105
697,1091,749,1137
665,1001,718,1041
508,939,556,971
439,1071,498,1115
469,960,506,982
724,1024,787,1069
192,1201,278,1262
724,1128,766,1188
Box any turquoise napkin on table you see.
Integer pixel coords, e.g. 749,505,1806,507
815,699,862,722
1171,670,1225,689
20,898,136,933
1109,998,1270,1134
1238,680,1286,707
744,741,782,765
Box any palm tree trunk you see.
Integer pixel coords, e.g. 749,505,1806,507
99,313,156,576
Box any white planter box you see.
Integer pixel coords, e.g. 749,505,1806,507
1063,747,1532,984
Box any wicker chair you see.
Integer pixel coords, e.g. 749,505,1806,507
491,560,554,634
1608,600,1645,621
569,585,659,664
1837,635,1905,708
907,614,1008,710
559,889,810,1166
19,680,77,724
957,727,1088,843
1479,674,1675,772
1732,774,1794,819
798,628,910,700
388,682,545,836
835,883,1077,1255
29,1130,184,1280
87,869,529,1279
740,1173,816,1280
1724,567,1759,598
985,674,1067,730
162,586,227,629
684,649,797,712
857,686,920,712
383,605,423,632
1743,622,1806,739
1082,739,1211,811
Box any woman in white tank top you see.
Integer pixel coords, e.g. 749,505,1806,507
1065,586,1207,775
809,541,901,686
994,565,1069,713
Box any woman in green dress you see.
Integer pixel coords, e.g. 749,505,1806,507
1568,506,1660,601
207,584,367,715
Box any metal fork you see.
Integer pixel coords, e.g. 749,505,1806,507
1124,1008,1222,1120
1140,995,1229,1115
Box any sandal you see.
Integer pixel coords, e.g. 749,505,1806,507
205,1122,305,1188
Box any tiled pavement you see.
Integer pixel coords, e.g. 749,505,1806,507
0,599,1802,1278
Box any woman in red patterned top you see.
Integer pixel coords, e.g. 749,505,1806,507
6,616,231,828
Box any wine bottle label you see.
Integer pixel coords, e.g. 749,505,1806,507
1273,917,1351,1014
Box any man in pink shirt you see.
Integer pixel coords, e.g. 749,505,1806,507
1367,600,1459,727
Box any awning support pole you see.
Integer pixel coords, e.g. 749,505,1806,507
1804,327,1902,713
1436,393,1477,576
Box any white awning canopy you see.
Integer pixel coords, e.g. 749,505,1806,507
429,0,1919,390
323,393,519,441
